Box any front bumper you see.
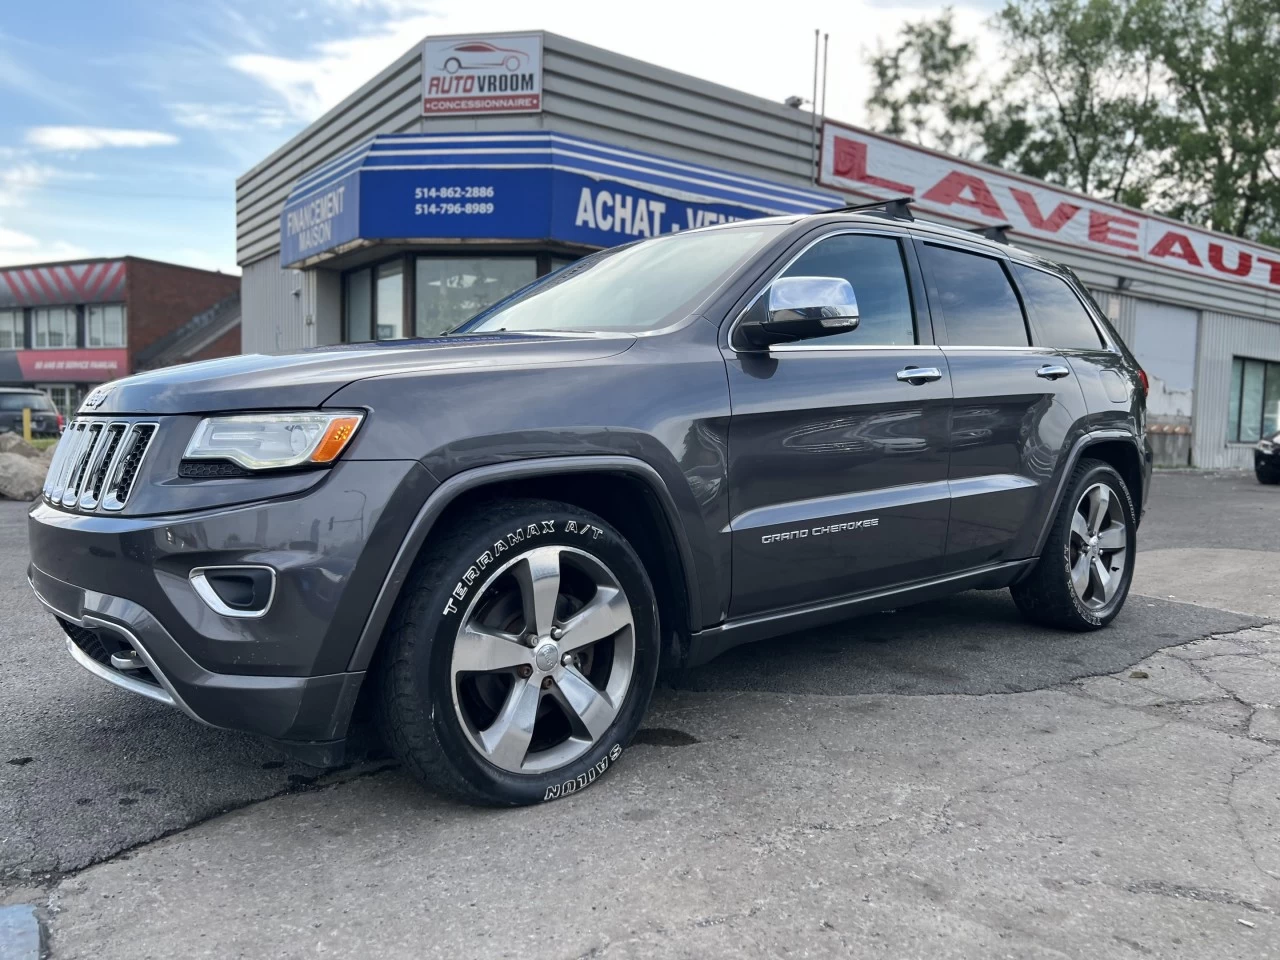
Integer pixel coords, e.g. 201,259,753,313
30,566,360,764
27,458,437,763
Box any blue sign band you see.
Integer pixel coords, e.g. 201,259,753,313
280,131,839,267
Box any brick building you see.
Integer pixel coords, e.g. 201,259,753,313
0,257,241,418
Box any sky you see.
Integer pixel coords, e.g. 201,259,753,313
0,0,998,274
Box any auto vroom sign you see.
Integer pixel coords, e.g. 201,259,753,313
422,33,543,116
819,120,1280,294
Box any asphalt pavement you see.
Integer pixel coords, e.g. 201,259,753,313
2,469,1278,959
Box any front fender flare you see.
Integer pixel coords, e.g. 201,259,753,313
345,455,705,672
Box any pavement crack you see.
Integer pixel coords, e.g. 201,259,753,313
1223,748,1280,886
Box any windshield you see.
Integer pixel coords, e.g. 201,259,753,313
461,224,785,334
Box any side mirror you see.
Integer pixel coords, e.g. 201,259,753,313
736,276,860,349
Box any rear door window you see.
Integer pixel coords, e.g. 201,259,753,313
1014,265,1105,349
919,243,1029,347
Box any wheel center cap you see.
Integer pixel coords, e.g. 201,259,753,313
534,642,559,672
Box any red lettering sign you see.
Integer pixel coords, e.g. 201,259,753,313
1010,188,1078,232
1257,256,1280,286
1148,230,1203,267
1087,211,1140,252
831,136,914,195
1208,243,1252,277
922,171,1005,219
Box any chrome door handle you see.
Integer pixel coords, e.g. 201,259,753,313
896,366,942,384
1036,364,1071,380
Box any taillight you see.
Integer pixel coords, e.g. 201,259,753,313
57,413,65,431
1137,369,1149,397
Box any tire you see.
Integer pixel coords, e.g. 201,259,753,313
1256,466,1280,485
1011,458,1136,630
443,57,461,74
375,498,660,805
504,55,520,71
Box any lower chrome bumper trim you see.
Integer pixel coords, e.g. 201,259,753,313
64,635,174,706
29,574,205,724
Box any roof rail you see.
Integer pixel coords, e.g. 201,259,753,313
821,196,915,221
969,223,1013,244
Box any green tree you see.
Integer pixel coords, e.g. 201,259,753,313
866,0,1280,240
867,0,1161,204
1147,0,1280,240
865,10,994,160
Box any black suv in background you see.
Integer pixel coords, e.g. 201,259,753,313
1256,431,1280,484
28,202,1151,805
0,388,62,437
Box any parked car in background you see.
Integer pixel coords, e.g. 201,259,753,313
28,202,1151,807
1256,431,1280,484
0,388,62,438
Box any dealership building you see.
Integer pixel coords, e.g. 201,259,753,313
0,257,241,419
236,30,1280,468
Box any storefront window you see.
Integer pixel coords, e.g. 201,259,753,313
87,303,126,347
0,309,22,349
414,257,537,337
33,306,76,349
376,261,405,340
1228,356,1280,442
37,384,80,420
345,268,373,341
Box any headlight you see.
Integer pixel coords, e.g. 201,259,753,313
1259,440,1275,454
184,412,364,471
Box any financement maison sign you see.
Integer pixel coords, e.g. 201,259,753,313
819,120,1280,294
422,34,543,116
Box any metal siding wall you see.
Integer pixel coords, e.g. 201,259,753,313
1193,311,1280,468
235,50,424,267
241,254,310,355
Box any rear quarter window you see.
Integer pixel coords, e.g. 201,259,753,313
1014,265,1105,350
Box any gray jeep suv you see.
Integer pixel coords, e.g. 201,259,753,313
28,202,1151,805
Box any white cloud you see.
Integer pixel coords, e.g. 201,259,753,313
0,224,88,267
25,126,180,151
0,162,58,208
169,102,294,132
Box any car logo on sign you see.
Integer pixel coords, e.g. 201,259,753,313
81,386,111,409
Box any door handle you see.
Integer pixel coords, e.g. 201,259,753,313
1036,364,1071,380
896,366,943,384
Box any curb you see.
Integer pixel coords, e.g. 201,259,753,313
0,905,41,960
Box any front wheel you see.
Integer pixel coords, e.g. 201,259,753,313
375,499,659,805
1012,459,1136,630
1257,465,1280,485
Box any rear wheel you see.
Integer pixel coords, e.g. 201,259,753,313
375,499,659,805
1012,459,1136,630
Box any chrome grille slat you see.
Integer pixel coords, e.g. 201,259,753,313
62,422,104,507
44,418,160,514
43,428,76,498
78,423,127,510
50,423,90,502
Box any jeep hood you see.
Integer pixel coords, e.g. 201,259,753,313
84,333,636,416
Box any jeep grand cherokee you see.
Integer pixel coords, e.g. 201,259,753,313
28,202,1151,805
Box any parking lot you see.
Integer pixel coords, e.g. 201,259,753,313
2,470,1278,959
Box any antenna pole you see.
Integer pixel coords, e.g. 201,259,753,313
820,33,829,119
810,28,819,184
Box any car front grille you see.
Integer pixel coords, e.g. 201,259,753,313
44,418,158,512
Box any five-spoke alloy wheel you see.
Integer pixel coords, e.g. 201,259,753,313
1012,459,1137,630
375,500,659,806
451,545,636,775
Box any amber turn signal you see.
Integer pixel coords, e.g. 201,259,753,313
309,415,363,463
